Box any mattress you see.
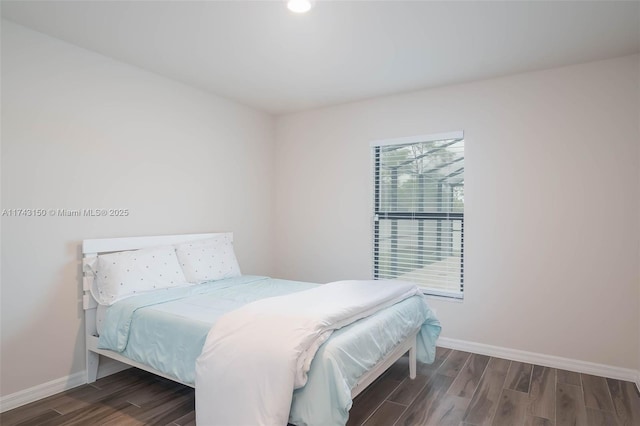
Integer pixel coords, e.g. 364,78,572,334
97,275,440,425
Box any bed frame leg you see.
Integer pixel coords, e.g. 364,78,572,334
87,350,99,384
409,343,417,379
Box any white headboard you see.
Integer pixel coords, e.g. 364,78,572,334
82,232,225,255
81,232,229,332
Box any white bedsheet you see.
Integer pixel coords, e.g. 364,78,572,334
195,279,420,426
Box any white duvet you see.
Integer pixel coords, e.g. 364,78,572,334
195,279,420,426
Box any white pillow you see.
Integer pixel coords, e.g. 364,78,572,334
175,234,241,283
90,246,188,305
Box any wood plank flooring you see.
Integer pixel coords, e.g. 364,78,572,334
2,348,639,426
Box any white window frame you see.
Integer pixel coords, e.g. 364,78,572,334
370,130,464,299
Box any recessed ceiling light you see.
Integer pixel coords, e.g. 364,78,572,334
287,0,312,14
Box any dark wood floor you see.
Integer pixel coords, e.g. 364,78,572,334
2,348,639,425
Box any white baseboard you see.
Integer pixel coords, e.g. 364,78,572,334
0,371,85,413
2,339,638,412
437,337,639,383
0,361,130,413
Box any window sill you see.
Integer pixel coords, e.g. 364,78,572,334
424,293,464,303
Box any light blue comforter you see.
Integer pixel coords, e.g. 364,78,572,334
99,276,441,426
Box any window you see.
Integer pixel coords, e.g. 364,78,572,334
372,131,464,298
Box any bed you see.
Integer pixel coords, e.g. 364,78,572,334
82,232,441,426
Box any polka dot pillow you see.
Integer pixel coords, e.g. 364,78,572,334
175,234,241,283
90,246,188,305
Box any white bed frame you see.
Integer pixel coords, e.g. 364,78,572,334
82,232,417,401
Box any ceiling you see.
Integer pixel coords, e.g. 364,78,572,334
2,1,639,115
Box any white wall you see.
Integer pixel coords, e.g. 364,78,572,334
1,21,276,397
275,55,640,370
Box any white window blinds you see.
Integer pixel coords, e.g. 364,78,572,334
372,131,464,298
